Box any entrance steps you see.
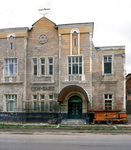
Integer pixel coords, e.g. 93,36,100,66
61,119,86,125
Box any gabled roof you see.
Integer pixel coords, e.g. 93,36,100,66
32,17,56,26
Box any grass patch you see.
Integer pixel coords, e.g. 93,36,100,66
0,123,130,130
0,124,22,129
59,125,115,130
0,123,56,129
116,126,124,130
116,126,131,130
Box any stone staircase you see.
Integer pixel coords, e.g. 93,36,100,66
61,119,86,125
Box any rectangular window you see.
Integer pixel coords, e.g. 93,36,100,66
5,58,17,76
40,95,45,112
104,56,112,74
48,57,53,75
41,58,45,75
10,43,13,50
49,102,53,111
6,95,17,112
49,95,53,112
49,95,53,100
74,39,77,46
104,94,112,110
33,95,37,111
33,58,37,75
68,56,82,75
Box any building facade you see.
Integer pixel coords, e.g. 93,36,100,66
126,73,131,114
0,17,125,123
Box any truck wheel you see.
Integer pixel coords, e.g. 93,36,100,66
124,119,129,124
106,119,113,125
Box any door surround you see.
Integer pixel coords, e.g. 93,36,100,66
68,96,82,119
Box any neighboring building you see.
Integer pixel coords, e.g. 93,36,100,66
126,73,131,114
0,17,126,123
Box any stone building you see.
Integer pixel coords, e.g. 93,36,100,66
0,17,125,123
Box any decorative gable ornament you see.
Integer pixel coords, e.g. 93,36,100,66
39,34,48,44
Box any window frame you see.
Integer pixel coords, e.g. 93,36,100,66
47,57,54,75
102,55,113,75
4,58,18,76
73,38,77,46
33,95,37,112
48,94,53,112
32,58,38,76
104,94,113,110
5,94,17,112
10,42,13,50
68,55,82,75
40,94,45,112
40,57,46,76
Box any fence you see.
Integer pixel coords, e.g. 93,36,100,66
0,100,59,123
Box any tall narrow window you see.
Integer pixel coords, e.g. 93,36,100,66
6,95,17,112
33,95,37,112
104,56,112,74
74,39,77,46
40,95,45,112
104,94,112,110
5,58,17,76
41,58,45,75
49,102,53,112
68,56,82,75
48,57,53,75
10,42,13,50
33,58,37,75
49,95,53,112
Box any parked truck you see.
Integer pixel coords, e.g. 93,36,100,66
88,102,129,125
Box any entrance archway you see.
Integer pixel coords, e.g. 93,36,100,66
58,85,90,120
68,96,82,119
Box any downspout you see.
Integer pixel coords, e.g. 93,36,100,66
59,34,61,95
58,34,62,123
89,32,93,107
123,53,126,111
23,37,27,112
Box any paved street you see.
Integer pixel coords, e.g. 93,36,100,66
0,134,131,150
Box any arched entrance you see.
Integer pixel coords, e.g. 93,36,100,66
58,85,90,120
68,96,82,119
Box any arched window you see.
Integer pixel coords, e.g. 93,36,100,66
70,28,80,55
7,34,15,51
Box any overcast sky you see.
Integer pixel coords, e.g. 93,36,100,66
0,0,131,74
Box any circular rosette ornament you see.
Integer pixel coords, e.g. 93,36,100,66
39,34,48,44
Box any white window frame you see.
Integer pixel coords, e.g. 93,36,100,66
70,28,80,55
40,57,46,76
32,58,38,76
4,58,18,76
5,94,17,112
68,55,83,75
7,34,15,51
102,55,113,75
103,93,113,110
47,57,54,75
